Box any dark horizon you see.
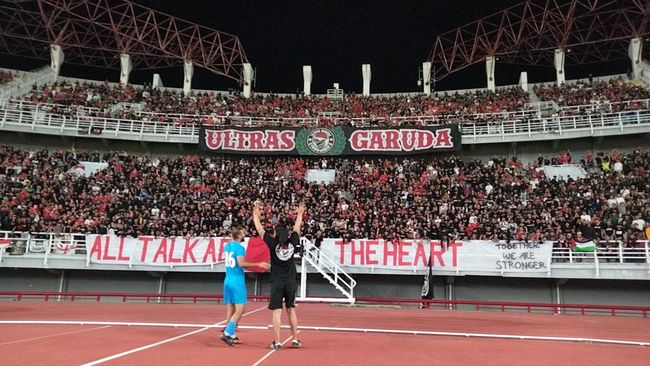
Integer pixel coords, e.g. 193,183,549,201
0,0,643,94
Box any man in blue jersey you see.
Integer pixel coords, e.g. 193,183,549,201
221,227,270,346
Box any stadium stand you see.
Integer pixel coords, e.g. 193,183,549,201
20,81,530,125
12,78,650,130
533,78,650,106
0,71,14,85
1,146,647,248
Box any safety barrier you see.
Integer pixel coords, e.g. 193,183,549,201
1,99,650,144
1,232,648,272
0,291,647,317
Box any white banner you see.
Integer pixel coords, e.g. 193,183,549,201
305,169,336,184
28,239,47,253
85,235,552,272
85,235,259,266
540,165,586,180
320,239,553,273
67,162,109,177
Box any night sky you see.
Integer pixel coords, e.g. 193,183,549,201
0,0,636,93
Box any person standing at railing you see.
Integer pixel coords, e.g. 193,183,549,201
253,201,305,350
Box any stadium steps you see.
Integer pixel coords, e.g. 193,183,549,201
300,238,356,303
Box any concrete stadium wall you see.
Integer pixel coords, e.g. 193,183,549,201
0,267,62,291
452,276,556,303
561,279,650,307
2,268,649,308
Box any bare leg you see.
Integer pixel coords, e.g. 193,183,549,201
225,304,235,324
231,304,245,323
286,307,299,340
272,308,283,343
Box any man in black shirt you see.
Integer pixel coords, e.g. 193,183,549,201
253,201,305,350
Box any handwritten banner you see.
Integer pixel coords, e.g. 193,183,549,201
85,235,269,267
320,239,553,273
85,235,551,273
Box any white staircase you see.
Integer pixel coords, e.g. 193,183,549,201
298,238,356,304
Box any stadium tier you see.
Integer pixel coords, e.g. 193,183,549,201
0,71,13,85
534,79,650,106
20,82,531,121
2,2,650,365
9,77,649,126
1,146,648,244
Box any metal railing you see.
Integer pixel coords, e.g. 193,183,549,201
300,237,356,302
0,68,54,105
0,231,86,265
1,232,648,275
2,100,650,144
0,290,647,317
5,97,650,126
551,241,650,277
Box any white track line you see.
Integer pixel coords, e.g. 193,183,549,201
251,330,301,366
80,305,266,366
0,325,110,346
0,320,267,329
279,325,650,347
3,319,648,347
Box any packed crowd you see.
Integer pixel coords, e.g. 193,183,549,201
17,77,650,128
534,78,650,107
21,81,530,126
0,71,14,85
1,146,648,248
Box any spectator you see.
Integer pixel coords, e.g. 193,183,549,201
1,146,647,246
0,71,14,85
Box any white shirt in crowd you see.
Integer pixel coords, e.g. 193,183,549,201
580,214,591,223
613,161,623,173
151,207,160,218
485,183,493,195
632,219,645,231
607,198,617,208
223,214,233,228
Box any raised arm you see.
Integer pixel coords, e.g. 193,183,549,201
252,203,266,237
293,201,306,235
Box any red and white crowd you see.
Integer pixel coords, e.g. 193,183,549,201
1,146,648,250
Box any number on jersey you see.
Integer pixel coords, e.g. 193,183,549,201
225,251,237,268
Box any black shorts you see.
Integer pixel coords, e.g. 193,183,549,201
269,281,297,310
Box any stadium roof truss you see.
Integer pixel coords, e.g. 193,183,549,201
0,0,249,83
427,0,649,82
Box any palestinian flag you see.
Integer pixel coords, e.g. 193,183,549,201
574,240,596,252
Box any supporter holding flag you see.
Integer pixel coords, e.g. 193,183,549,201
573,231,596,253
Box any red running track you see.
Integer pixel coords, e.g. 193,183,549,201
0,302,649,366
